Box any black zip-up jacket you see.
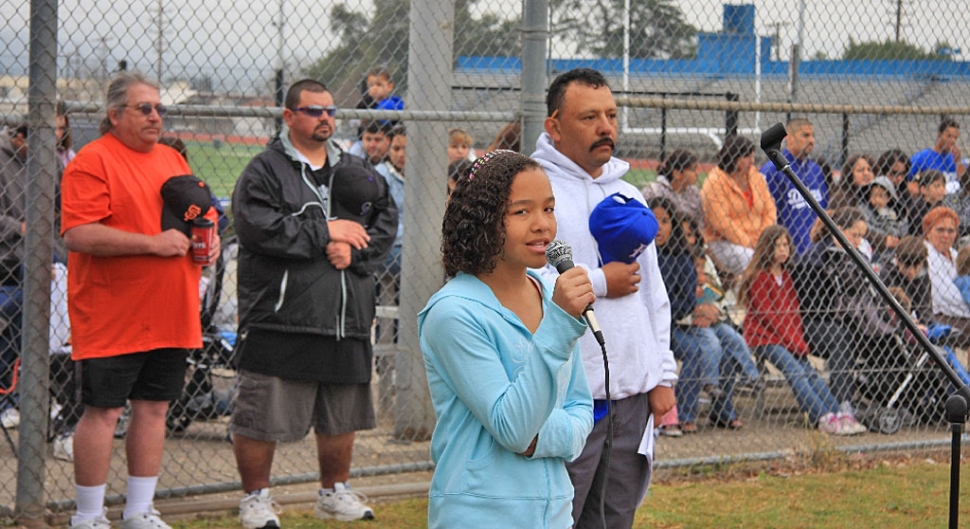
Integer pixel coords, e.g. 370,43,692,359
232,136,397,339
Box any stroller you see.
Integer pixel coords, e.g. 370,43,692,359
854,323,957,435
165,236,239,435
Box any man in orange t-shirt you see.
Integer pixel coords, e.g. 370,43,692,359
59,72,219,529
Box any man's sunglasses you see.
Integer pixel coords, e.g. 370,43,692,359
292,105,337,118
126,103,167,117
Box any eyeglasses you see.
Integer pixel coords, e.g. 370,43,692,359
291,105,337,118
126,103,167,117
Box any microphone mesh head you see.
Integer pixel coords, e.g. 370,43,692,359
545,239,572,268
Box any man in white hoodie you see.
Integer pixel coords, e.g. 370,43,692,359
534,68,677,529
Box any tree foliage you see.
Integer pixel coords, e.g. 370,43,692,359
302,0,522,103
550,0,697,59
842,38,950,61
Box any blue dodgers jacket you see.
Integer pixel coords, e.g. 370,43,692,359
418,271,593,529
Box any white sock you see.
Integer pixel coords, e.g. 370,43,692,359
73,483,106,523
123,475,158,519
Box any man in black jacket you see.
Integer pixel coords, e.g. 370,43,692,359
230,79,397,527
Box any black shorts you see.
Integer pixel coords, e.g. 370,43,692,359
79,348,189,408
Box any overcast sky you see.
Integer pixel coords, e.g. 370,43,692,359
2,0,968,94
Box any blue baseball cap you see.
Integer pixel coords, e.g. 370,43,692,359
589,193,659,264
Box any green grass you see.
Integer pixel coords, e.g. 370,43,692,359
184,140,264,199
169,459,969,529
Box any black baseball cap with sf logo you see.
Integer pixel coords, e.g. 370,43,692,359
160,174,212,236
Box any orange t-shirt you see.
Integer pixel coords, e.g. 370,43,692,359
60,133,214,360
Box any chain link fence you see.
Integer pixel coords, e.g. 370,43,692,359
4,0,970,521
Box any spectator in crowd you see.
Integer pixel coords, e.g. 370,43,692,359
910,118,965,196
377,124,406,278
876,148,916,203
830,153,876,210
701,135,777,277
922,206,970,344
60,71,220,529
880,235,933,325
448,128,474,164
0,123,27,430
641,149,702,229
487,120,521,152
533,67,676,529
230,79,397,526
862,176,907,266
418,150,594,529
447,158,473,198
906,170,947,236
56,100,77,167
794,206,896,418
738,225,867,435
348,119,390,166
651,197,751,432
762,118,827,255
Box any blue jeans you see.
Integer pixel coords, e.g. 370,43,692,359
754,344,839,424
713,322,760,383
671,325,738,424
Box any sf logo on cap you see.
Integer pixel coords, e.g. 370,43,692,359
183,204,203,222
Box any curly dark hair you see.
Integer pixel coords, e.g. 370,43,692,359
442,151,542,277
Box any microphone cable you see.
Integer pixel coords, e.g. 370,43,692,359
597,338,613,529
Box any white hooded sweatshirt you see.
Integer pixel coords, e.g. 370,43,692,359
533,132,678,401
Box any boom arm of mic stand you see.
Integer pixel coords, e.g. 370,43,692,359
764,147,970,409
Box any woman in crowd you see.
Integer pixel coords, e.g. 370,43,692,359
830,153,876,210
922,206,970,344
700,135,776,277
419,150,593,528
738,225,866,435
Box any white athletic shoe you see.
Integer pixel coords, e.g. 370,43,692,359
70,509,111,529
0,407,19,429
119,508,171,529
314,482,375,522
239,489,281,529
53,433,74,462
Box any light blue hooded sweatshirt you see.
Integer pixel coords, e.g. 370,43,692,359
418,270,593,529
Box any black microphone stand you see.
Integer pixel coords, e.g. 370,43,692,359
760,123,970,529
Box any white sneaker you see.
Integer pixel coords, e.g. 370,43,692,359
70,509,111,529
119,508,171,529
50,402,63,421
0,407,19,429
836,413,868,436
314,483,375,522
239,489,281,529
817,412,841,434
53,433,74,462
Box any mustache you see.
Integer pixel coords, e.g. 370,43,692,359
591,137,615,151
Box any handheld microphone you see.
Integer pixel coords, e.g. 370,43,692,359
546,239,606,346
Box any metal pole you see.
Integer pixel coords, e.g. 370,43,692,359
726,92,739,136
521,0,548,155
18,0,57,522
395,0,453,441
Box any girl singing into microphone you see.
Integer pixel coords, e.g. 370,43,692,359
418,150,594,529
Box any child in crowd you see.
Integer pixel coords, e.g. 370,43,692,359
448,128,474,164
650,196,747,432
738,225,867,435
907,170,947,236
418,150,593,528
879,235,933,324
377,125,406,278
354,66,404,139
863,176,908,266
447,159,473,198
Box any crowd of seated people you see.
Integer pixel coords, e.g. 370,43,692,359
638,116,970,435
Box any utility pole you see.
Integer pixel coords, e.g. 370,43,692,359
768,21,788,62
156,0,164,83
894,0,904,42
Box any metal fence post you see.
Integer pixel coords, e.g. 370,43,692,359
394,0,453,441
17,0,57,523
521,0,548,156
